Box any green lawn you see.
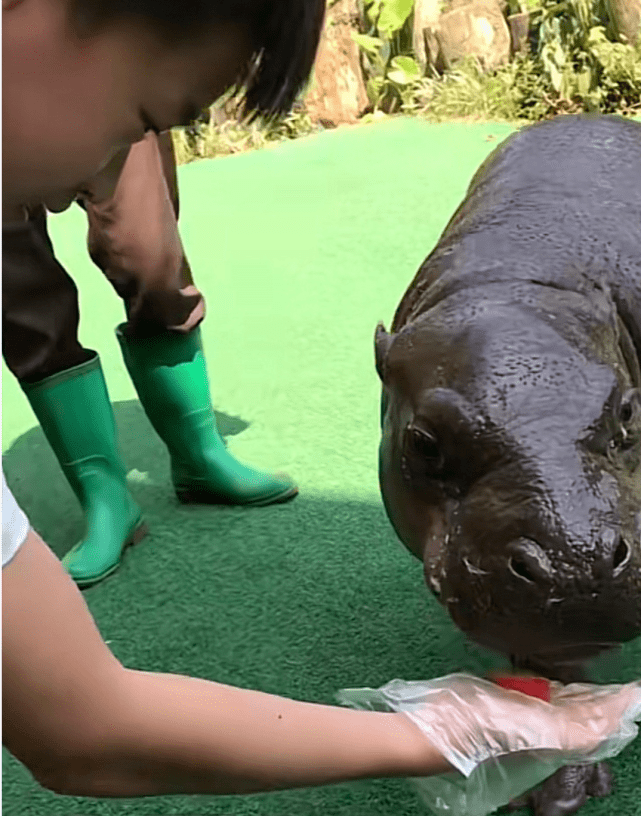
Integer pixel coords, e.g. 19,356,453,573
3,117,640,816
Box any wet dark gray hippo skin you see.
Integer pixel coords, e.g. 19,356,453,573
375,114,641,816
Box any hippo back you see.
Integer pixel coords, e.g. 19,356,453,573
393,115,641,359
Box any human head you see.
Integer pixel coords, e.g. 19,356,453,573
2,0,325,209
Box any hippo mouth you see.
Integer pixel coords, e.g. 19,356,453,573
421,522,639,672
439,589,624,677
517,642,619,667
511,642,623,683
457,617,619,665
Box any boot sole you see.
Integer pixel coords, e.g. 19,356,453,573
175,485,299,507
74,521,150,589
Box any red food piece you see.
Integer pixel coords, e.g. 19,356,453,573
491,674,551,702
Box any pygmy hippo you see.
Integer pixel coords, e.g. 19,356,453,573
375,114,641,816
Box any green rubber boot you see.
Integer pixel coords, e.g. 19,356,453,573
22,355,147,587
116,326,298,507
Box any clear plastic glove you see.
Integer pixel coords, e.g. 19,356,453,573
337,673,641,816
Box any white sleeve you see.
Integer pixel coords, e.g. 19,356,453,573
2,469,30,568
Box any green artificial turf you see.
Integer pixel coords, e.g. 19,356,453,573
3,117,640,816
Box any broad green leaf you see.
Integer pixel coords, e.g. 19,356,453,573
351,32,384,54
560,67,577,98
553,42,566,66
387,70,408,85
542,47,563,91
392,55,422,79
377,0,415,36
587,25,608,47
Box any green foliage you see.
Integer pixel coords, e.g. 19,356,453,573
371,0,415,35
506,0,541,14
535,0,641,112
352,0,422,112
412,55,550,121
351,0,641,120
171,105,320,166
537,0,607,105
585,27,641,109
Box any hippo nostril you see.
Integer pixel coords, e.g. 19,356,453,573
507,538,554,584
612,537,631,577
509,556,537,583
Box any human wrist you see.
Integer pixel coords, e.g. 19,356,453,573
386,712,453,778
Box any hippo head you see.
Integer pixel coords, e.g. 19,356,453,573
376,284,641,673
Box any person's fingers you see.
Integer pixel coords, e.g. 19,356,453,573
555,682,641,722
553,680,641,702
470,680,638,756
547,681,641,754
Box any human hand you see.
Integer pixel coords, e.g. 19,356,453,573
545,677,641,756
338,673,641,778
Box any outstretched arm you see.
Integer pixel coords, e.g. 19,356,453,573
6,528,636,801
2,528,449,797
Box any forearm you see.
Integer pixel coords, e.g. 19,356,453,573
59,667,452,797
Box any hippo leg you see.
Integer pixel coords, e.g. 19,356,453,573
500,658,615,816
586,761,614,797
503,762,613,816
502,763,613,815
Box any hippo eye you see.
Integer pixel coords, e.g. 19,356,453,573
408,426,440,460
613,537,631,577
402,425,444,482
619,389,640,428
610,388,641,453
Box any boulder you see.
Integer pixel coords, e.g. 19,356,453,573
304,0,369,127
606,0,641,44
418,0,511,73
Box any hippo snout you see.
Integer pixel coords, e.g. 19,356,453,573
506,535,632,585
435,521,640,659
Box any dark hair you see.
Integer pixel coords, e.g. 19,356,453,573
67,0,326,119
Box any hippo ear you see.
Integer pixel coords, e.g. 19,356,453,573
374,322,393,383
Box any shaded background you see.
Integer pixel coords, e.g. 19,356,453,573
3,118,640,816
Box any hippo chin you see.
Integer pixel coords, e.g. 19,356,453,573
376,114,641,816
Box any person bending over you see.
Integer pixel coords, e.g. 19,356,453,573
3,0,635,805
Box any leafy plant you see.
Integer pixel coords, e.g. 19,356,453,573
506,0,541,14
410,0,641,117
535,0,641,110
413,54,550,121
352,0,422,111
171,103,320,165
586,27,641,111
371,0,415,33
